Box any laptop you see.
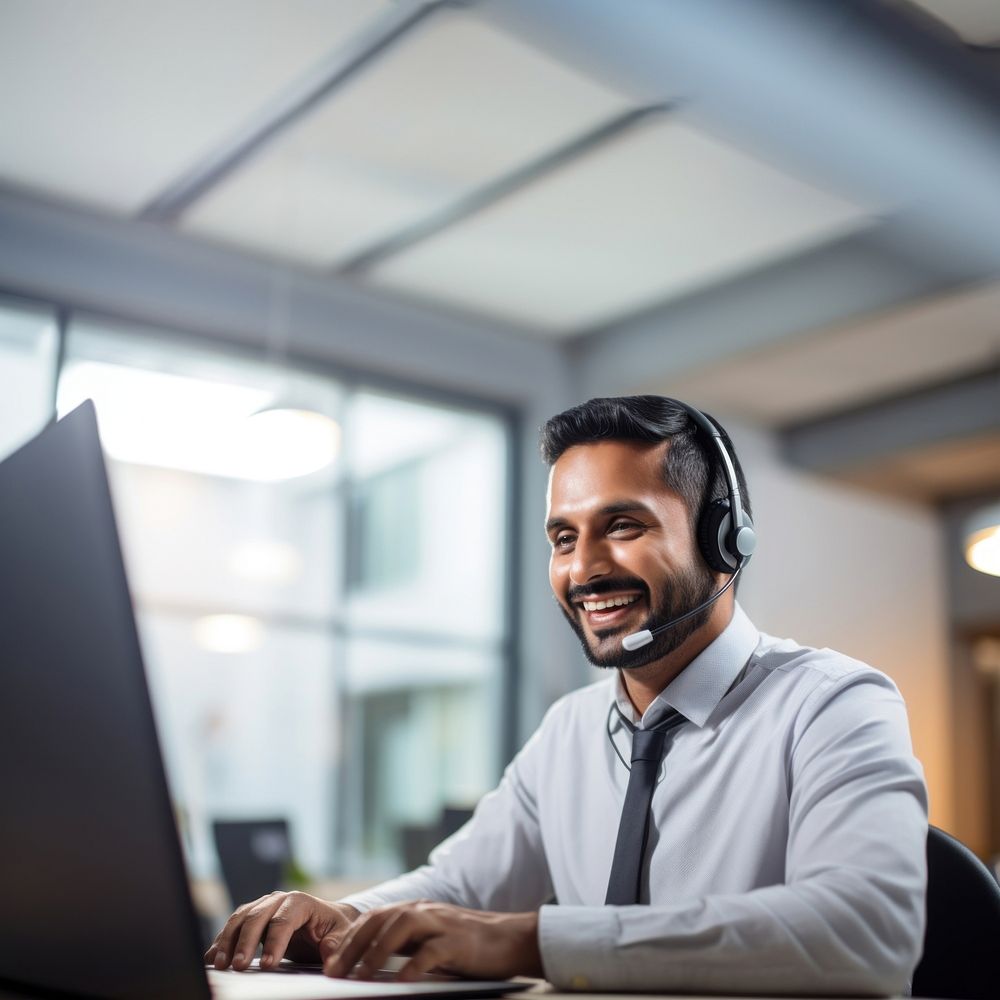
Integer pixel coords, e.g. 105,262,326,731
0,402,530,1000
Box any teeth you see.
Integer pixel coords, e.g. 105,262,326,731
582,595,639,612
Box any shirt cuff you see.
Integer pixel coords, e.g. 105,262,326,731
538,904,623,991
337,891,377,914
336,868,438,913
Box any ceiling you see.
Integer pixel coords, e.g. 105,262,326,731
660,278,1000,502
0,0,999,505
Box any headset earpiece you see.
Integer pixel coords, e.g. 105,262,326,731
622,399,757,651
698,498,737,574
697,498,756,574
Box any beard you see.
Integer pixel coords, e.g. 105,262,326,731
559,561,718,670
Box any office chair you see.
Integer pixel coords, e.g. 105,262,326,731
399,806,475,870
911,825,1000,1000
212,818,293,910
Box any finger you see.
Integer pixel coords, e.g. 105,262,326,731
231,895,286,971
317,924,352,965
259,895,309,969
324,908,393,979
397,938,453,982
356,911,421,979
209,900,259,969
323,910,385,978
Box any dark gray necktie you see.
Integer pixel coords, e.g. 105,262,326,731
605,709,684,905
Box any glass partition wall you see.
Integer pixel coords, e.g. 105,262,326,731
1,297,512,886
0,298,59,460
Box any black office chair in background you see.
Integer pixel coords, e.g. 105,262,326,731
212,818,295,911
399,806,474,871
912,825,1000,1000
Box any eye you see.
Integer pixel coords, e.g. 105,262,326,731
608,519,643,537
553,531,576,550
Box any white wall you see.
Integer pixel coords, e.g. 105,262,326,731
729,420,955,829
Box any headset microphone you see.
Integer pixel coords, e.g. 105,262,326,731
622,566,743,651
620,399,757,654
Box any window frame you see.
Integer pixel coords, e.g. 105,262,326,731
3,288,523,872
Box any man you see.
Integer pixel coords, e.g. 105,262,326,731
207,396,928,995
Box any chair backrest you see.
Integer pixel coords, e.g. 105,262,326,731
212,818,292,910
912,825,1000,999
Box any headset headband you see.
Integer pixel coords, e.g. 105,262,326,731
665,398,756,568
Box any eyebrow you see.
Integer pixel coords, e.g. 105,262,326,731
545,501,653,534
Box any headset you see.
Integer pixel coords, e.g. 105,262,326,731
621,399,757,652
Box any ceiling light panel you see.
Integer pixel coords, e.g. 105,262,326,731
368,116,875,333
906,1,1000,45
180,13,631,265
0,0,383,212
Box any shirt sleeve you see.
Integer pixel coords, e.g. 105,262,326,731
537,670,928,996
339,717,555,915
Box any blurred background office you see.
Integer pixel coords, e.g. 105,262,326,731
1,0,999,910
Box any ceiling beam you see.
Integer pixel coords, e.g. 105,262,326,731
485,0,1000,268
138,0,462,224
780,367,1000,473
337,103,670,275
0,187,571,404
572,221,979,399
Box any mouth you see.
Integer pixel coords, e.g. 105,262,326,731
575,592,644,630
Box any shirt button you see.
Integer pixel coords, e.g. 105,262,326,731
571,975,590,990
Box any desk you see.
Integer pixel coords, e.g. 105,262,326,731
531,994,913,1000
0,944,920,1000
0,973,919,1000
0,987,914,1000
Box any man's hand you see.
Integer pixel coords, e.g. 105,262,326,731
323,901,542,982
205,891,360,971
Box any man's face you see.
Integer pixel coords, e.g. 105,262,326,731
546,439,717,669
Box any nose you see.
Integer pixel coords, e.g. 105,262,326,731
569,534,613,586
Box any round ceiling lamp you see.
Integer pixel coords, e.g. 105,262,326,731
964,501,1000,578
241,407,341,481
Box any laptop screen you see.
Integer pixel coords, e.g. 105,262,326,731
0,402,210,1000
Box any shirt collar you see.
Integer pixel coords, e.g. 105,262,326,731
612,602,760,730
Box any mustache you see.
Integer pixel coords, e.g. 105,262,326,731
566,577,648,604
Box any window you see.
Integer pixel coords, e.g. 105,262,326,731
340,390,507,871
347,462,421,592
52,316,510,881
0,297,58,460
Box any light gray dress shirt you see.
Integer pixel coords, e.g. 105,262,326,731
342,605,928,996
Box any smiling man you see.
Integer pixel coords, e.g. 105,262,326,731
207,396,928,996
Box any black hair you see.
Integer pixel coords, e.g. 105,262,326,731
539,395,752,532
